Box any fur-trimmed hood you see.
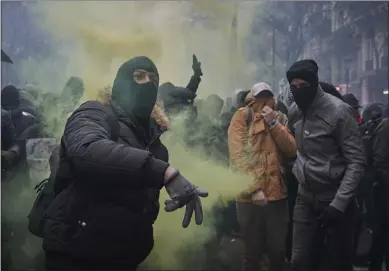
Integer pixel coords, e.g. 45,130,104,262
97,86,170,129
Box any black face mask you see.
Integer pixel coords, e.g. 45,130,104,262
112,56,159,127
291,86,317,112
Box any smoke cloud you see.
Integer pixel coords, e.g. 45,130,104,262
4,1,261,269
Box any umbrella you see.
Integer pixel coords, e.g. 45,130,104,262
1,50,13,64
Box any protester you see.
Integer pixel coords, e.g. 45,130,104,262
37,77,84,139
287,59,365,271
19,86,39,117
362,112,389,271
228,82,296,271
158,54,202,116
343,93,364,125
59,76,85,114
42,56,208,271
2,85,38,138
281,80,344,263
319,81,343,101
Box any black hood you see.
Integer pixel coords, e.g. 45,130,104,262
319,81,343,101
61,76,84,101
362,102,384,122
60,76,85,114
158,82,196,109
204,94,224,117
1,85,20,110
111,56,159,130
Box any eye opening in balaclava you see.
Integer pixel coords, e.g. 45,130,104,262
133,69,159,87
111,56,159,131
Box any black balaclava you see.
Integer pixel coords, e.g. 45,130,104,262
1,85,20,110
286,59,319,112
111,56,159,132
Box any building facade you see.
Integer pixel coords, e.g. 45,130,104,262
301,2,388,105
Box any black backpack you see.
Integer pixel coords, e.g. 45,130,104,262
27,102,120,238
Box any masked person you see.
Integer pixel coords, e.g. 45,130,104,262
19,85,39,117
42,56,208,271
59,76,84,115
158,54,202,116
343,93,364,125
199,94,229,165
1,85,38,138
228,82,296,271
360,109,389,271
287,60,365,271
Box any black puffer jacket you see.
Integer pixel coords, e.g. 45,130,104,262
43,101,169,266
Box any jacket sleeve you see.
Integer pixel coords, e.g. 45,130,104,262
330,107,366,213
186,75,201,94
63,102,169,188
228,110,249,172
268,119,297,157
373,119,389,185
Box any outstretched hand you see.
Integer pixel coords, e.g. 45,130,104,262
163,169,208,228
164,187,208,228
192,54,203,77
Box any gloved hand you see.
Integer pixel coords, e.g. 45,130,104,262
164,169,208,228
317,205,343,228
192,54,203,77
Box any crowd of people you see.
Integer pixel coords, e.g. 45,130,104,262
1,50,388,271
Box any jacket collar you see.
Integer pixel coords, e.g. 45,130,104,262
304,85,326,116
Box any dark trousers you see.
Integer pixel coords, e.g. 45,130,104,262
291,195,356,271
45,251,139,271
369,184,389,271
286,171,298,262
237,199,288,271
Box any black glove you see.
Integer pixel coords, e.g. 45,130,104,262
192,54,203,77
317,205,343,228
164,169,208,228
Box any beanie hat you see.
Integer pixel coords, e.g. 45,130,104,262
342,93,361,108
1,85,20,109
286,59,319,87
